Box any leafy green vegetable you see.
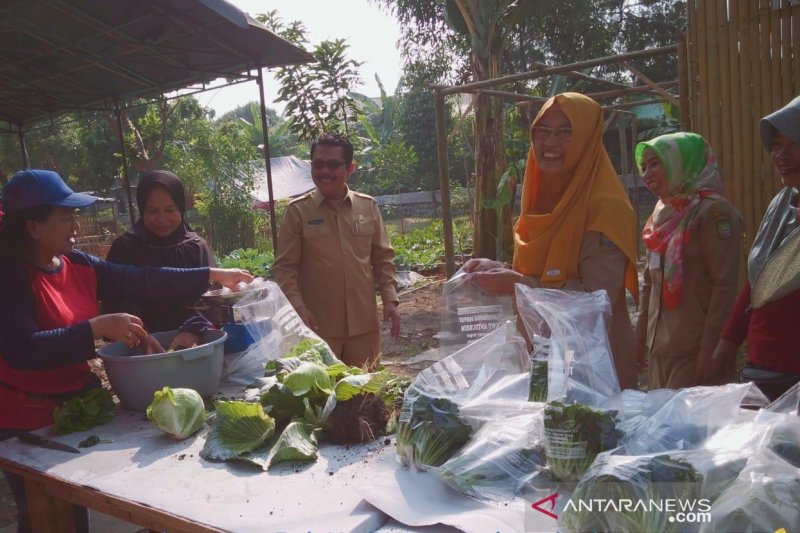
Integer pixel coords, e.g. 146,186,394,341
334,371,388,401
396,392,472,468
543,401,621,481
259,381,306,423
561,454,704,533
219,248,274,278
146,387,207,440
265,421,321,467
438,439,547,502
53,388,115,435
528,358,548,402
282,361,333,397
200,400,276,461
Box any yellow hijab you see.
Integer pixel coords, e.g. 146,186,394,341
512,92,639,301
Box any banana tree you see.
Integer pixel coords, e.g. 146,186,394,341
443,0,537,258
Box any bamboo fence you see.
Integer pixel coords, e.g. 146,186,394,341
687,0,800,248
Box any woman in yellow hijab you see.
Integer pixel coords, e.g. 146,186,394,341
465,92,639,389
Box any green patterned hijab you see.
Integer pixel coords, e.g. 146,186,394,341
635,132,722,308
635,132,722,195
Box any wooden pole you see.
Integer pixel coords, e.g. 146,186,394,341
440,45,678,95
728,0,744,216
113,100,136,226
687,1,699,132
256,65,278,251
781,0,793,104
793,2,800,97
631,114,640,255
705,0,722,159
616,112,636,261
760,0,773,208
696,0,711,139
717,0,733,203
434,89,456,277
739,0,755,247
620,61,680,107
17,127,29,168
676,31,691,131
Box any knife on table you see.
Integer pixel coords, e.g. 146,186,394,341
16,432,81,454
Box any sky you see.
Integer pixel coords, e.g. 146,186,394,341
195,0,403,116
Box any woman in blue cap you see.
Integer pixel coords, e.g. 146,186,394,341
0,169,251,532
714,95,800,401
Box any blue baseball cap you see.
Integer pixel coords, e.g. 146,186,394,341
1,169,98,214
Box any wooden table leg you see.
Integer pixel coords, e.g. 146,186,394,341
24,476,81,533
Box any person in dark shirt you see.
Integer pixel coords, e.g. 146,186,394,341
105,170,216,350
0,169,251,533
713,95,800,401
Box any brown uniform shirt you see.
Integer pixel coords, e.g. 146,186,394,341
274,187,398,339
520,230,637,390
635,197,743,389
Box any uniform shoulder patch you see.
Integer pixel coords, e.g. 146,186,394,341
287,191,313,205
352,190,376,202
713,213,733,240
599,234,618,251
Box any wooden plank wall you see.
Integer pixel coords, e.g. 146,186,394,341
687,0,799,247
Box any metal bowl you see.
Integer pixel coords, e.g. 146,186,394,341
199,284,270,307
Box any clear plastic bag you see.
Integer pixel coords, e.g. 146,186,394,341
700,412,800,532
223,281,334,385
515,285,620,407
766,380,800,415
437,266,515,356
617,383,767,455
396,322,530,469
436,409,549,503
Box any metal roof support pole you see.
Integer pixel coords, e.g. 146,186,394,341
18,127,30,168
113,100,136,226
256,66,278,251
434,88,456,277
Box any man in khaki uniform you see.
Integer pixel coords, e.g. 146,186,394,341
636,187,743,389
274,133,400,367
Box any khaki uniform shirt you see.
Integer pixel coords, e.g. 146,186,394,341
274,187,398,338
520,231,637,390
635,197,743,387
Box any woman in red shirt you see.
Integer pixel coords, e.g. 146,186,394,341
713,96,800,401
0,169,252,532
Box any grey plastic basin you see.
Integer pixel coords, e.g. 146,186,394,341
97,330,227,411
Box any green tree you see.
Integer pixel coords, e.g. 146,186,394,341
258,11,363,142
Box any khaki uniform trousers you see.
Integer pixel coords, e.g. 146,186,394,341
325,329,381,369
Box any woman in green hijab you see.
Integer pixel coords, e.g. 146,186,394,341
634,132,743,389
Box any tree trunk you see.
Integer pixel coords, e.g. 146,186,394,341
472,56,507,259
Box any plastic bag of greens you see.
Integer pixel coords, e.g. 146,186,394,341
560,451,706,533
700,448,800,533
543,401,622,482
437,409,548,503
397,322,530,469
516,285,620,407
437,266,515,357
617,383,766,455
224,282,337,385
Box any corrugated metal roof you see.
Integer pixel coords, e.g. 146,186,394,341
0,0,313,126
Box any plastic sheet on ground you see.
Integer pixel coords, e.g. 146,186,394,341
436,266,515,357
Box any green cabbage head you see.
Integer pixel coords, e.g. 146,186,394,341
146,387,207,440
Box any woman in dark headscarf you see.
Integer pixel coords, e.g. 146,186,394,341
713,95,800,401
105,170,216,350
